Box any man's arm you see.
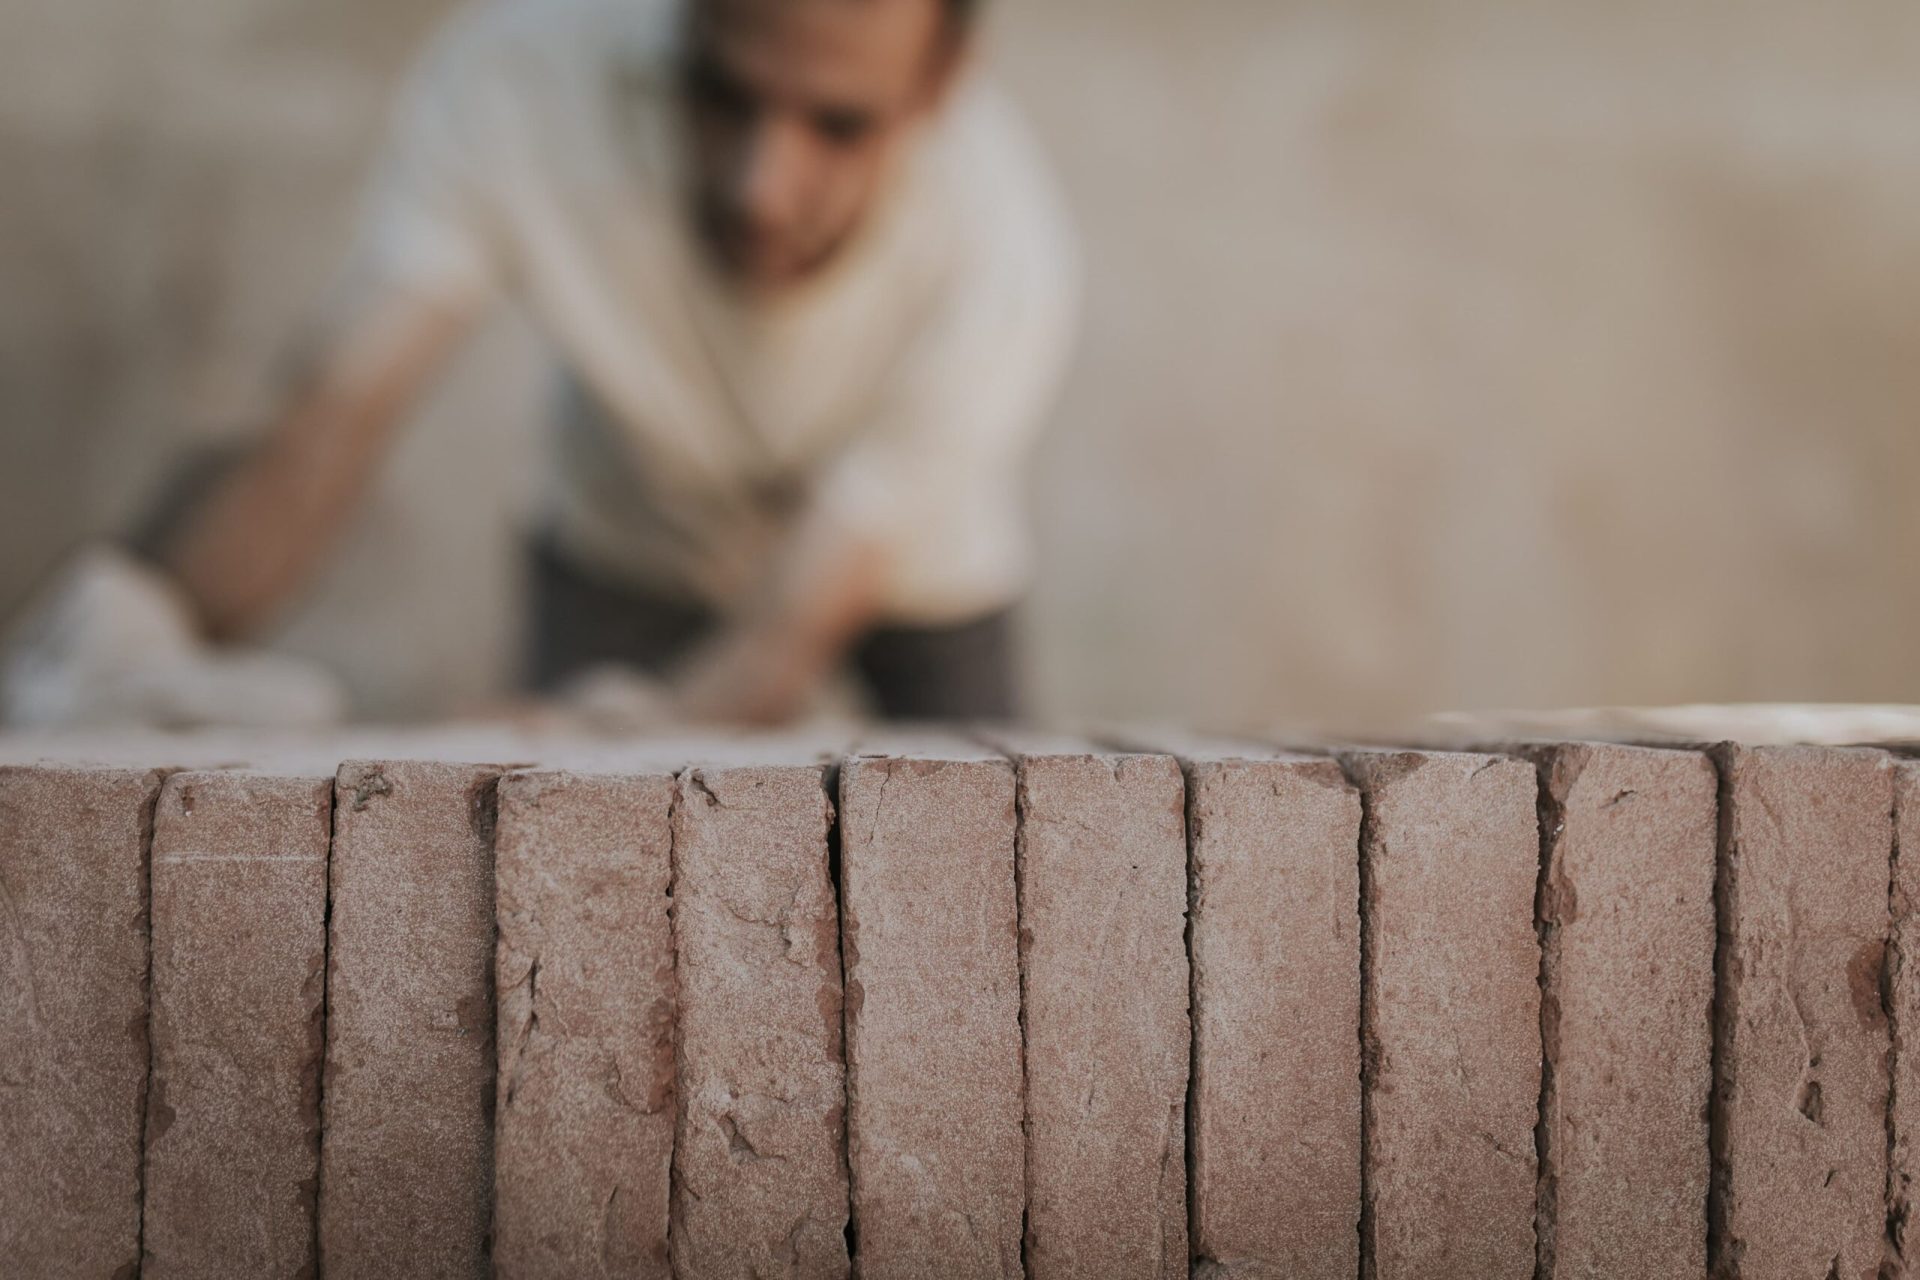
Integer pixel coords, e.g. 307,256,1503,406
158,284,476,641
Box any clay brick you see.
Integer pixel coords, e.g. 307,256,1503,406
1894,761,1920,1272
0,764,162,1278
997,736,1188,1278
1170,741,1363,1279
492,770,677,1278
1341,750,1539,1280
143,769,332,1277
838,738,1023,1279
1711,745,1892,1279
1526,744,1716,1279
669,762,849,1276
320,759,501,1278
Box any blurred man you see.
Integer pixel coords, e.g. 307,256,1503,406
4,0,1076,727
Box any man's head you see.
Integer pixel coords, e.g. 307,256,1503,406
680,0,976,293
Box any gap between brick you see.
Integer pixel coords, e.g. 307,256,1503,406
1337,753,1380,1280
1706,744,1740,1275
1530,749,1570,1280
821,761,864,1269
1886,765,1908,1275
132,770,170,1278
1010,755,1035,1276
313,775,341,1278
665,771,690,1272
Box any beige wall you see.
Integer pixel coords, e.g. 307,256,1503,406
5,0,1920,729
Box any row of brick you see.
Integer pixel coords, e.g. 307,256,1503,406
0,732,1912,1277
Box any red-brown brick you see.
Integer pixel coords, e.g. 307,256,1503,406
0,764,162,1278
838,739,1023,1279
1711,745,1892,1279
1527,743,1715,1278
1178,744,1362,1279
1000,738,1188,1277
143,769,332,1277
1342,750,1539,1280
492,769,677,1278
1893,760,1920,1274
320,759,501,1278
669,762,849,1276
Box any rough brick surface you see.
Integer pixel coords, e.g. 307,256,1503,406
1342,750,1539,1280
492,770,677,1278
1894,761,1920,1275
1007,743,1188,1278
143,770,332,1277
1180,747,1363,1279
1711,745,1892,1279
838,741,1023,1279
1528,744,1715,1279
670,763,849,1277
0,765,161,1278
320,759,501,1279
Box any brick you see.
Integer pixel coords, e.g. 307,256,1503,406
1711,745,1892,1279
669,762,849,1276
320,759,501,1278
143,769,332,1277
492,770,677,1278
838,738,1023,1278
1526,744,1715,1279
1174,742,1363,1279
1341,750,1539,1280
1895,761,1920,1272
0,765,162,1278
999,737,1188,1278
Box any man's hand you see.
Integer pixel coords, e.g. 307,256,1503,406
667,507,891,725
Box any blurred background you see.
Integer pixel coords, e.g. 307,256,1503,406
4,0,1918,732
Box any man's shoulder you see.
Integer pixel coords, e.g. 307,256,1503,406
915,81,1078,290
410,0,680,104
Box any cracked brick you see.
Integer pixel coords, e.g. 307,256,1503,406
669,763,848,1277
1710,745,1893,1280
1524,743,1715,1279
319,759,503,1278
493,769,676,1279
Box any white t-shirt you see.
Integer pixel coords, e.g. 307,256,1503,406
353,0,1079,624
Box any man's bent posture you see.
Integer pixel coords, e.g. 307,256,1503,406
4,0,1076,728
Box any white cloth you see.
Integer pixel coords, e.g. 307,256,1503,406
353,0,1080,623
1,547,347,730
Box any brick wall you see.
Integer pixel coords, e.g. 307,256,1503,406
0,725,1910,1276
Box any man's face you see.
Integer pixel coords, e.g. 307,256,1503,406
681,0,959,293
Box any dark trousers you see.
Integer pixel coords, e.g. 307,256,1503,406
524,537,1021,721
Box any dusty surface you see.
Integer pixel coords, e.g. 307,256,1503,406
491,769,676,1278
1001,740,1188,1278
838,740,1024,1279
1342,749,1539,1280
1527,744,1716,1279
143,769,331,1277
669,763,850,1277
319,758,502,1279
0,764,161,1278
1710,745,1893,1280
